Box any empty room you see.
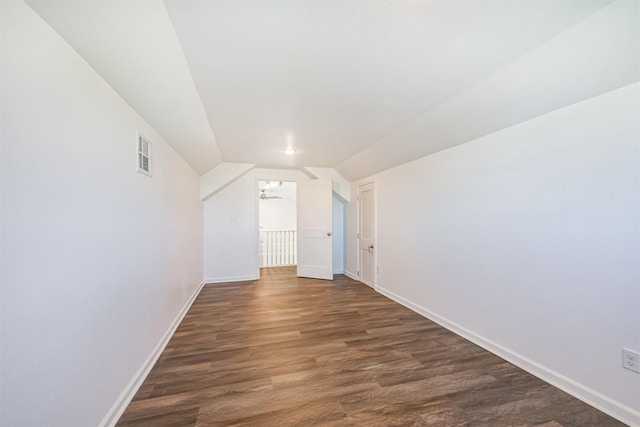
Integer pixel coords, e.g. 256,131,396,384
1,0,639,426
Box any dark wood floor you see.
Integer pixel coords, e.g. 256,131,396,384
117,267,624,426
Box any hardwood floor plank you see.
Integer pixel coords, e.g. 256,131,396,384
117,267,624,426
117,407,200,427
198,397,347,427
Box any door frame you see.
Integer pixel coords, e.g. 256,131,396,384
357,180,376,287
254,173,311,279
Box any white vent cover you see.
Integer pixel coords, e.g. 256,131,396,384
137,133,152,176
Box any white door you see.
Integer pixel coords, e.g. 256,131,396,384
358,182,375,287
297,179,333,280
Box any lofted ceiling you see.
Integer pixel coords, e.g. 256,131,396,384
26,0,638,180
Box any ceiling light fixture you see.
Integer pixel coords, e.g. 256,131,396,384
284,147,296,155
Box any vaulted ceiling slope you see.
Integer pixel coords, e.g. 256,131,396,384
25,0,222,175
26,1,638,181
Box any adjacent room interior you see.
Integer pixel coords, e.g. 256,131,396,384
258,180,297,269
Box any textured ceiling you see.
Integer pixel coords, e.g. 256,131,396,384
26,0,638,180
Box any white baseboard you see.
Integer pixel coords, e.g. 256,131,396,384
204,274,259,284
99,280,206,427
375,285,640,427
344,270,359,281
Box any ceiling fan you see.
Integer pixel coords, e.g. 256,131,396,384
259,189,282,200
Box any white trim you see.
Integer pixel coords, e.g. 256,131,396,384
254,176,261,280
356,180,376,287
99,280,206,427
254,176,305,281
204,274,259,284
375,285,640,427
344,270,359,281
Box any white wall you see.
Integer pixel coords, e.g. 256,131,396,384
332,195,345,274
345,184,359,278
1,2,204,426
259,181,297,231
204,170,260,282
346,83,640,424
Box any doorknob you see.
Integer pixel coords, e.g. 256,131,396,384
327,232,332,237
368,244,374,250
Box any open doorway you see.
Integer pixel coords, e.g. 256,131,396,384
258,180,297,268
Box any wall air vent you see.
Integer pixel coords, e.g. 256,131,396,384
137,132,152,176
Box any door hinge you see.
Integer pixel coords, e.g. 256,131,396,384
357,195,360,201
357,232,360,239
